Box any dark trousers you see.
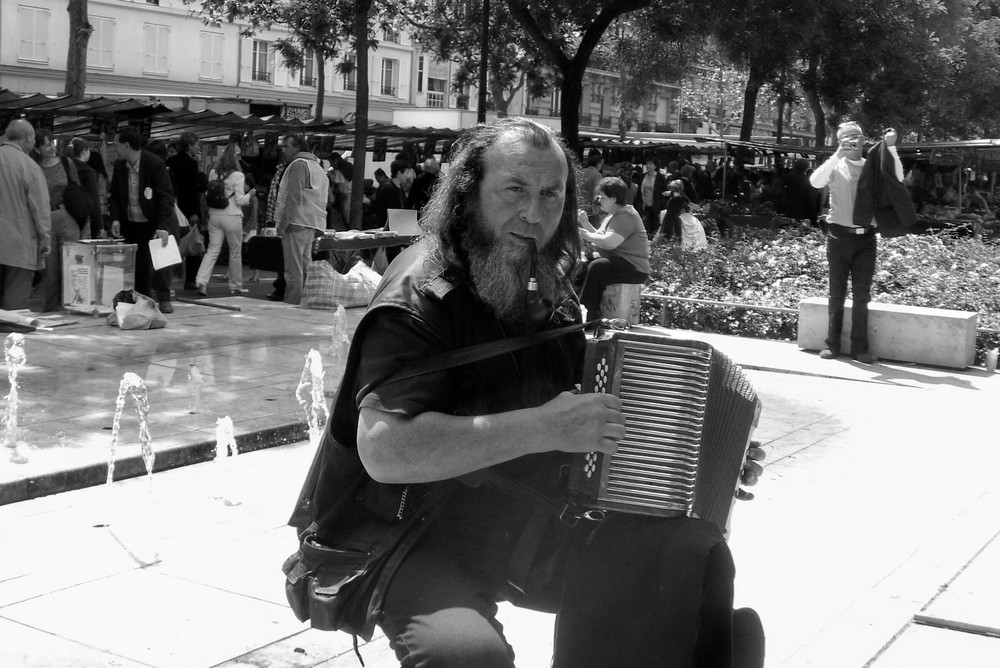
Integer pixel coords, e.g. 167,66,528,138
642,205,661,237
379,515,753,668
579,254,647,320
0,265,34,310
826,226,877,355
122,221,171,303
659,213,683,239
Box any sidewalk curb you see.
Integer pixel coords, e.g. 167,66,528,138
0,422,309,506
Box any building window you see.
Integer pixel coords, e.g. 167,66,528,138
342,54,356,91
381,58,397,97
18,6,49,63
382,28,400,44
417,56,424,93
88,16,115,70
299,49,316,87
252,40,273,83
199,32,224,81
426,77,446,108
143,24,169,75
551,89,561,115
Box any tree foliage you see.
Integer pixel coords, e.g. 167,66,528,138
394,0,551,116
503,0,664,149
590,10,703,136
191,0,359,120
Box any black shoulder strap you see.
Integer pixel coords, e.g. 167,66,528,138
60,156,79,185
372,319,589,390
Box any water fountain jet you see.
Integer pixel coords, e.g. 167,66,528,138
295,349,328,446
3,333,29,464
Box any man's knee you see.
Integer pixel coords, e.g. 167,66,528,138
388,609,513,668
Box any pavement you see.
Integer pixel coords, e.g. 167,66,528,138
1,280,998,667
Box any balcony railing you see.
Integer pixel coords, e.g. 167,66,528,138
598,115,612,128
300,75,317,87
381,85,396,96
579,113,593,126
426,91,445,108
252,70,272,83
344,80,356,91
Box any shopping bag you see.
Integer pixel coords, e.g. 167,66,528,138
106,290,167,330
301,260,380,309
178,226,206,257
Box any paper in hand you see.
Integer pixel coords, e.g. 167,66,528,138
148,235,182,270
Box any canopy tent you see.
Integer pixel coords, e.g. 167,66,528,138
0,89,466,156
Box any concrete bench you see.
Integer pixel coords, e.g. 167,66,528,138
601,283,643,324
797,297,977,369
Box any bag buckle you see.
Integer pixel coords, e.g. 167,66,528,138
558,504,606,527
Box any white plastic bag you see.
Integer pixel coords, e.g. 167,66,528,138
680,212,708,251
106,290,167,330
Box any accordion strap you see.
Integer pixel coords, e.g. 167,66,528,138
373,319,590,389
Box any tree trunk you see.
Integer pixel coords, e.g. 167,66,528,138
560,63,585,151
800,54,826,147
65,0,92,98
477,0,490,123
737,68,763,164
492,82,510,117
775,99,785,142
315,57,326,120
739,69,762,143
349,0,371,230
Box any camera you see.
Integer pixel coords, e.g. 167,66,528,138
839,137,859,150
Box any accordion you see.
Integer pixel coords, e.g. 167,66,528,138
568,329,761,533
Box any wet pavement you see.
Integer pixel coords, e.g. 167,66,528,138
0,296,997,667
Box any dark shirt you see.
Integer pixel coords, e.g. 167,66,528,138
405,171,439,215
165,152,203,219
368,179,404,229
319,240,584,543
783,171,819,222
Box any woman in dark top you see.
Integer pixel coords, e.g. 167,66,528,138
29,130,81,312
67,137,104,239
655,179,692,243
637,157,670,238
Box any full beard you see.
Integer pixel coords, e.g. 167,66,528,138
463,227,565,329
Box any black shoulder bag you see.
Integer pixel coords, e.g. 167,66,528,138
60,157,93,227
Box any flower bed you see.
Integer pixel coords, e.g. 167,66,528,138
642,225,1000,364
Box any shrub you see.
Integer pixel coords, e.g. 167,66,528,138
642,226,1000,364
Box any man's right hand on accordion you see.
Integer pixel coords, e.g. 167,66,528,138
736,440,766,501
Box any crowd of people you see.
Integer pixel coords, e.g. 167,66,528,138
0,120,448,314
2,115,992,328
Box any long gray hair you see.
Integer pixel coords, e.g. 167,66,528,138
421,117,582,280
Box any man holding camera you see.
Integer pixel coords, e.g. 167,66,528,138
809,122,904,364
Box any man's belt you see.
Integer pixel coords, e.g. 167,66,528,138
832,224,872,235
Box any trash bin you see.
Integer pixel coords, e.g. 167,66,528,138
62,240,137,315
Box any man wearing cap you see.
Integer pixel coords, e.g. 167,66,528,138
809,122,903,364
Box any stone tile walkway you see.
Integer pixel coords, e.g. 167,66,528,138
1,310,997,667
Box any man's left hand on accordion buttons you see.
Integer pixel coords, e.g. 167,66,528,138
736,441,765,501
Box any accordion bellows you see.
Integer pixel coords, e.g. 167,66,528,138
569,330,761,533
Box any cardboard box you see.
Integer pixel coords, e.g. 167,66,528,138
62,241,137,314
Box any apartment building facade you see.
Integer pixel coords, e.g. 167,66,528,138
1,0,805,142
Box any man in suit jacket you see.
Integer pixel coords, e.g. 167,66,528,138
108,125,177,313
